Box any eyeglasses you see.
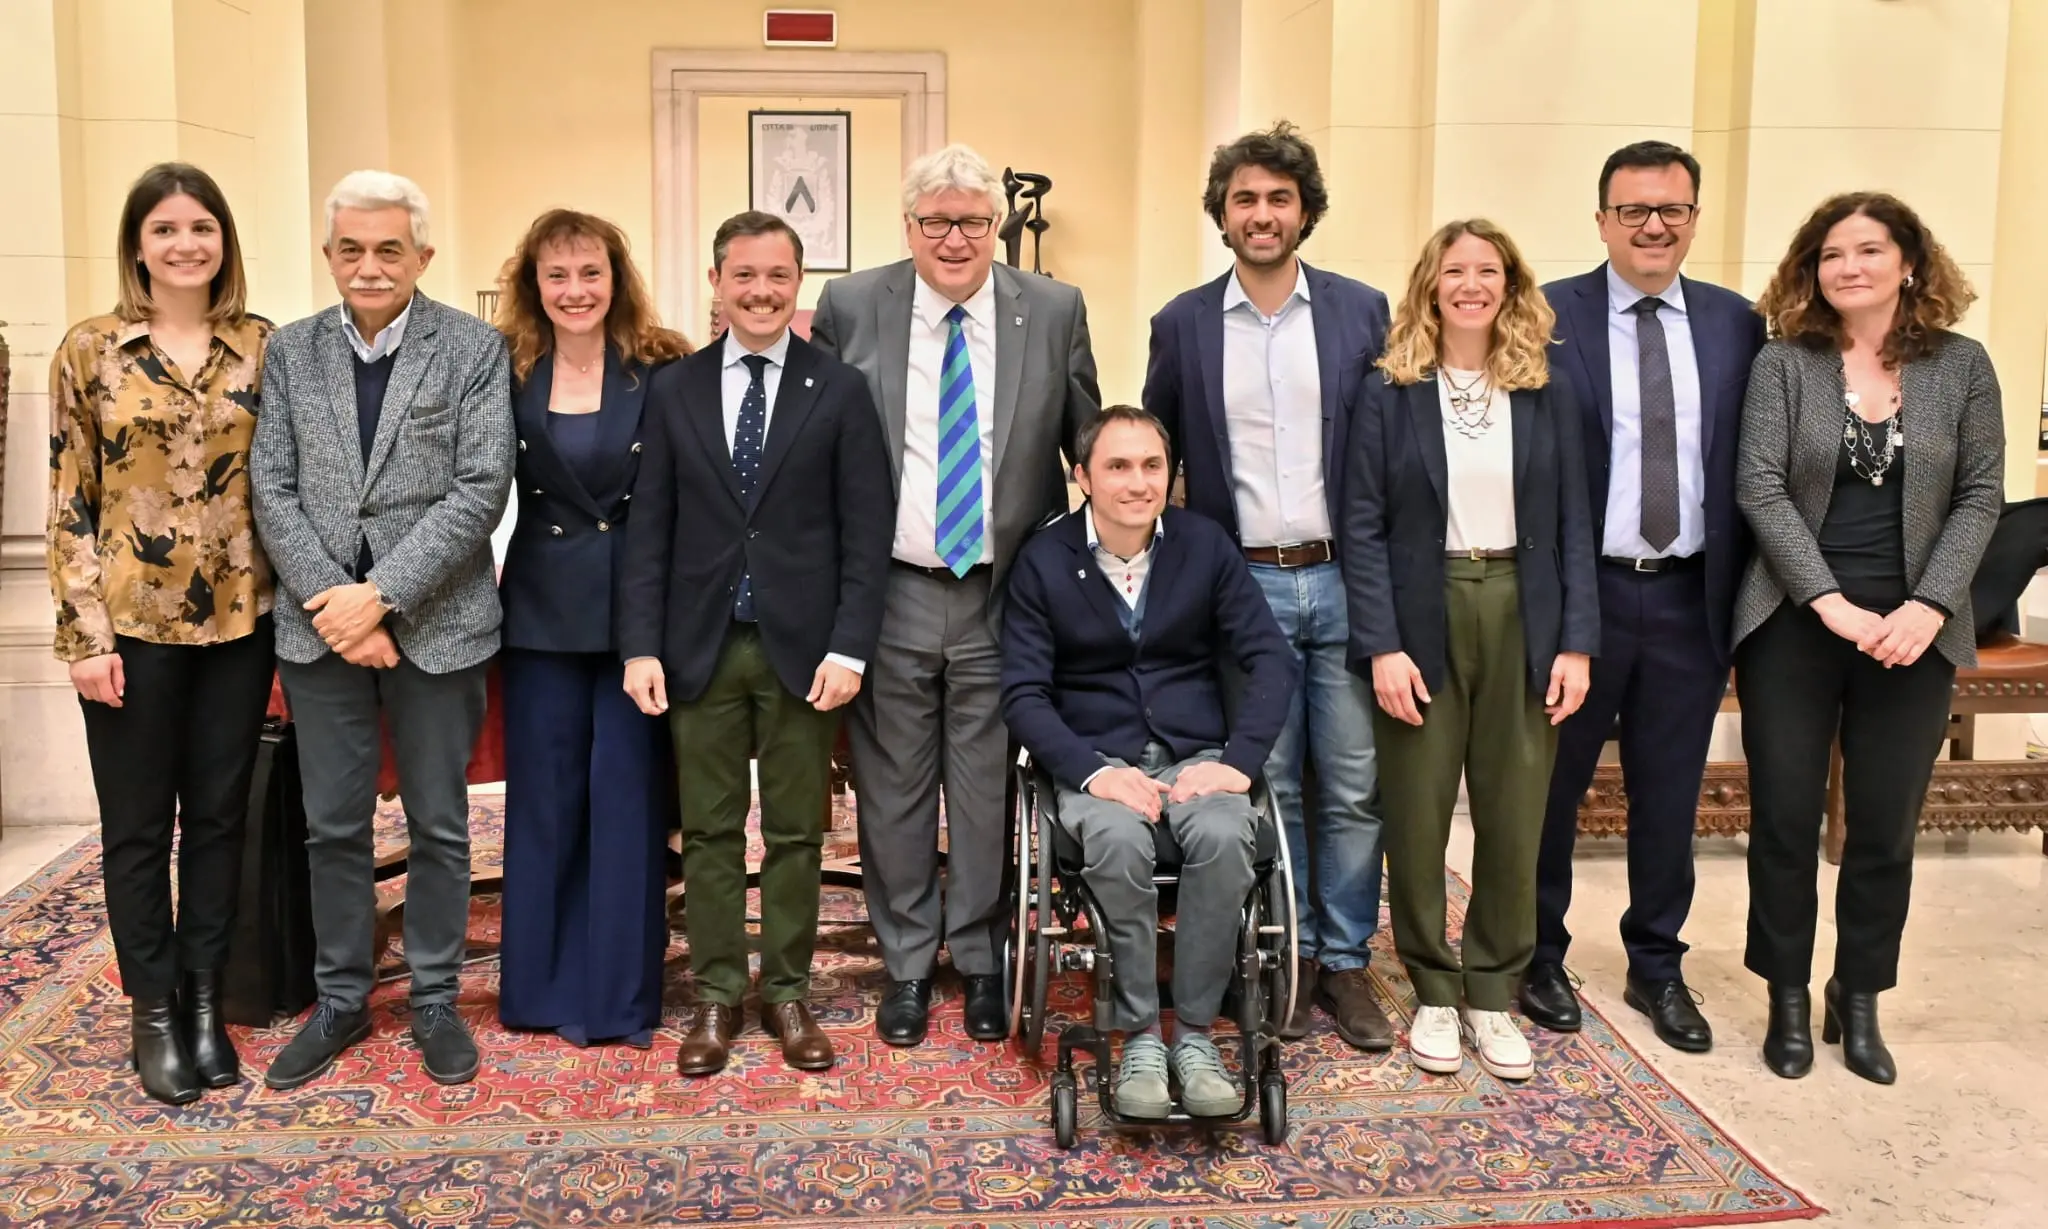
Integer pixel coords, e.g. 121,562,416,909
1606,203,1698,228
913,215,995,240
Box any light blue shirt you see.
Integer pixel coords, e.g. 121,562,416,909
1603,264,1704,558
339,297,413,364
719,327,862,676
720,327,790,446
1221,263,1330,546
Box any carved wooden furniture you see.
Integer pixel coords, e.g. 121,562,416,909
1576,636,2048,863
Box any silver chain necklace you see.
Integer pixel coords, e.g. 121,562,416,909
1441,368,1495,438
1842,386,1903,486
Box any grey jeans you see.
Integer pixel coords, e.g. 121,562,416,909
1053,745,1257,1031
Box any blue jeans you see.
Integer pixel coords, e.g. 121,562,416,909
1249,561,1384,972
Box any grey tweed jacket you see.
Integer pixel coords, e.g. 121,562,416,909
1733,332,2004,668
250,293,515,673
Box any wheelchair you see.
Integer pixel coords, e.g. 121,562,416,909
1002,752,1299,1147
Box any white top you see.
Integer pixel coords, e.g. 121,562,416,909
1603,263,1704,557
339,297,413,364
1084,505,1162,611
1220,263,1331,545
1438,369,1517,552
896,272,998,568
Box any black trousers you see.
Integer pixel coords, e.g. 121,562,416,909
1736,603,1955,992
1537,563,1727,981
79,619,276,1000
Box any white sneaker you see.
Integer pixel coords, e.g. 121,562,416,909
1409,1005,1464,1074
1461,1007,1534,1081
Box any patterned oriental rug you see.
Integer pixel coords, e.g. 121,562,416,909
0,796,1822,1228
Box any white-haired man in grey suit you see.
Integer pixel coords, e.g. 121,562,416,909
809,144,1100,1046
250,170,514,1089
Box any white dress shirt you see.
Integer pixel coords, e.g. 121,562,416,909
721,328,862,676
1221,263,1330,546
1084,504,1163,612
340,296,413,363
1438,371,1518,551
1603,264,1705,558
897,273,998,568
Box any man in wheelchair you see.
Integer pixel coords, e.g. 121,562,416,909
1000,404,1297,1119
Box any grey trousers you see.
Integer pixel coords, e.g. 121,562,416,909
1054,746,1257,1032
278,651,489,1013
850,566,1009,978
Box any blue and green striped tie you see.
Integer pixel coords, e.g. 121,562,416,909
935,304,985,576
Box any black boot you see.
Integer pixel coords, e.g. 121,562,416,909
1761,983,1813,1079
1822,978,1895,1085
130,994,203,1106
180,970,240,1088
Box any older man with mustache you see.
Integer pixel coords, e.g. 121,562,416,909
251,169,515,1090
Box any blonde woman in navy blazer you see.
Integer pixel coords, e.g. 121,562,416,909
492,211,690,1047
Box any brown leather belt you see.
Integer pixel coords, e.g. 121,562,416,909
1243,540,1334,568
1446,548,1518,560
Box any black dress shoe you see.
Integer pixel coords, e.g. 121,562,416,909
1823,978,1895,1085
1518,963,1583,1032
877,978,932,1046
1623,976,1713,1053
961,975,1007,1042
264,1002,373,1091
130,993,203,1106
179,970,240,1088
1762,982,1814,1079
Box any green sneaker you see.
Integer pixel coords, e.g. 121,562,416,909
1113,1034,1171,1119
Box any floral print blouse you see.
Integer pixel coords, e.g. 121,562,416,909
46,313,275,662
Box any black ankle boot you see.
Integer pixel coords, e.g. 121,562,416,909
1822,978,1895,1085
180,970,240,1088
1762,983,1813,1079
131,994,203,1105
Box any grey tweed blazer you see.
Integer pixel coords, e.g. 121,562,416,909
1733,332,2004,668
250,293,515,673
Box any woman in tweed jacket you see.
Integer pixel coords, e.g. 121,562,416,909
1734,192,2003,1086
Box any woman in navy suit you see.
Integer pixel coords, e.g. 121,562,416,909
493,211,691,1046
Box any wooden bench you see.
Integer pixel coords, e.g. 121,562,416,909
1574,633,2048,861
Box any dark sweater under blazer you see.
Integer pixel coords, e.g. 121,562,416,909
1000,506,1298,793
616,334,895,703
499,351,667,654
1343,371,1600,695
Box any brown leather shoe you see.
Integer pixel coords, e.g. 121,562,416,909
675,1002,740,1076
765,1000,835,1070
1318,966,1396,1051
1278,957,1318,1039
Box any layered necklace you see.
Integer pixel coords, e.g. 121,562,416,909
1441,367,1495,438
1842,383,1903,487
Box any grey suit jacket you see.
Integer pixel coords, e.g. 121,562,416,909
808,260,1101,615
1733,333,2004,667
250,293,516,672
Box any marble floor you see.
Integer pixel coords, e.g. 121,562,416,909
2,816,2043,1227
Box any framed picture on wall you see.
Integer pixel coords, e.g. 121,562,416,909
748,109,851,272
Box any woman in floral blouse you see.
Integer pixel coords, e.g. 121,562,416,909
47,163,276,1106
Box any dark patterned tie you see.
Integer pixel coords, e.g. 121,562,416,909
1633,297,1679,552
732,354,769,621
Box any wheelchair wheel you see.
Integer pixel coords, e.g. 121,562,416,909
1259,1074,1288,1145
1010,769,1054,1056
1051,1071,1080,1149
1007,769,1036,1049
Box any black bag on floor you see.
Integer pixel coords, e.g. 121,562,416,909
222,719,317,1026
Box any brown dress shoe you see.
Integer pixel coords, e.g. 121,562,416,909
765,1000,835,1070
1278,957,1319,1039
1318,966,1396,1051
676,1002,740,1076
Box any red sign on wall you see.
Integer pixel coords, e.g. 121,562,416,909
764,10,837,46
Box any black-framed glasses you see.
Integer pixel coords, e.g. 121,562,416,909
1606,203,1698,228
914,215,995,240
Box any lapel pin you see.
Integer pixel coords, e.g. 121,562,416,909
805,377,814,387
1077,569,1087,579
1014,316,1024,326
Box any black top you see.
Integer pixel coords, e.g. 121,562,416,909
545,409,606,492
1818,425,1907,610
351,352,398,579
